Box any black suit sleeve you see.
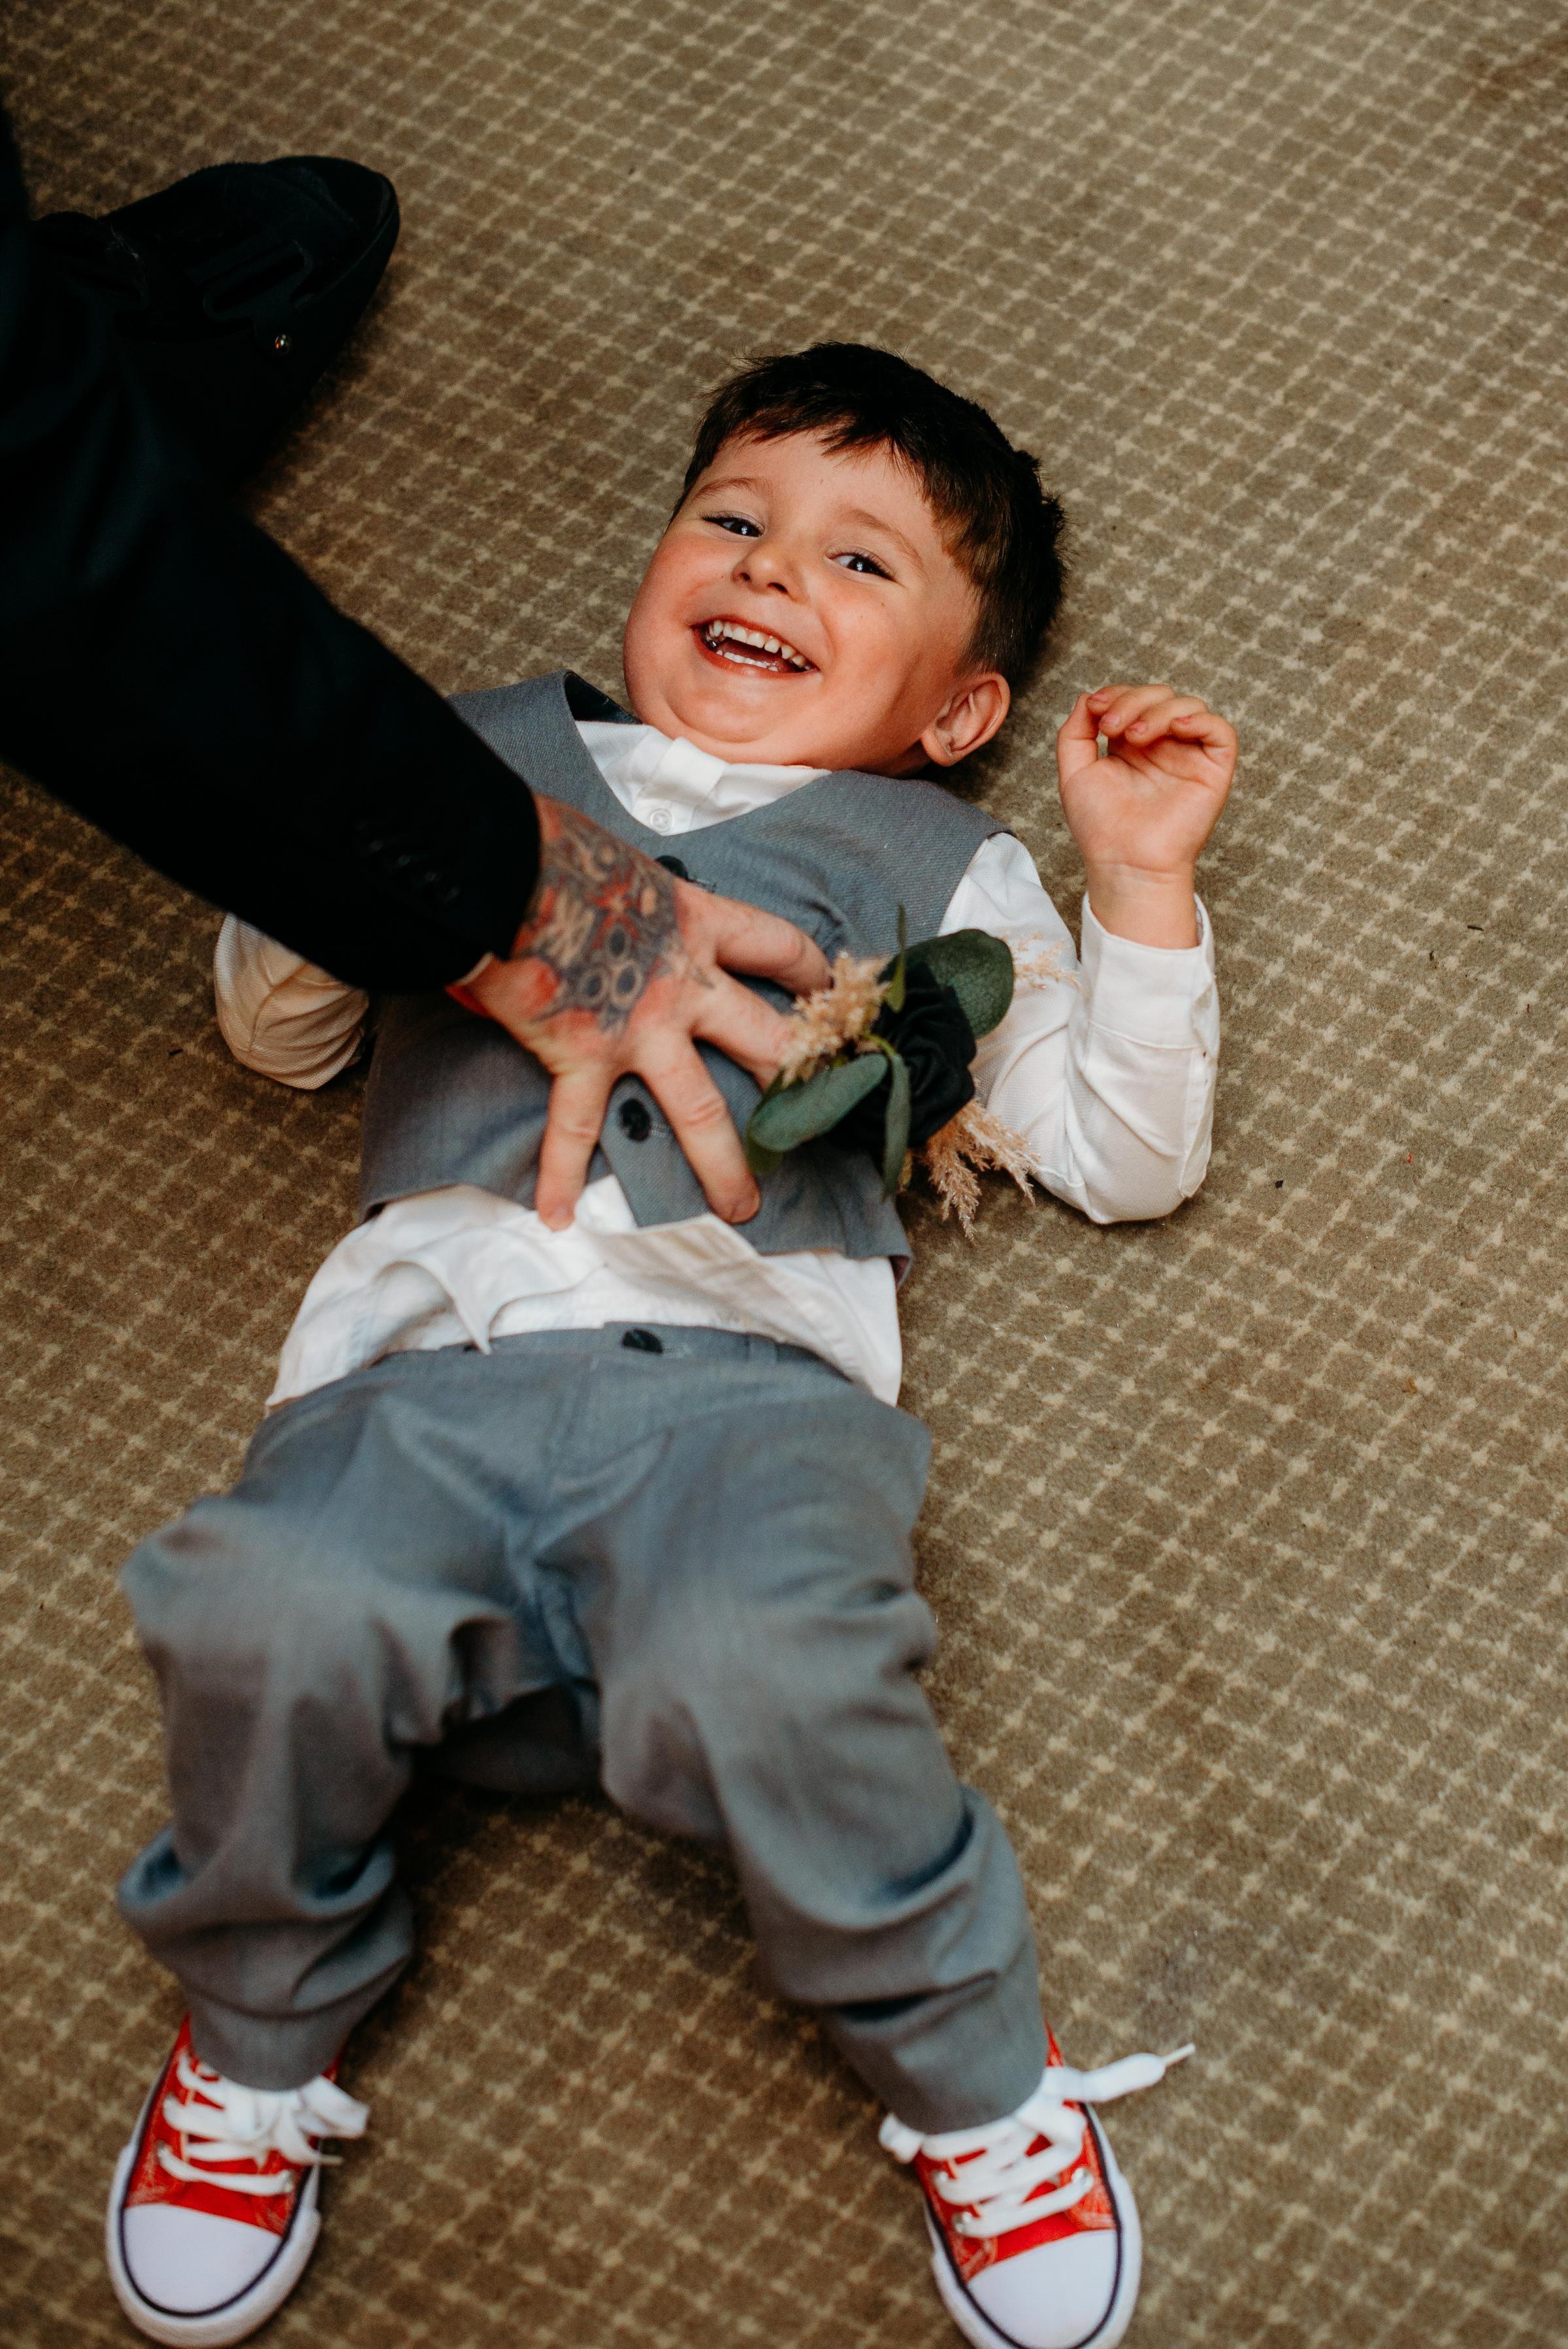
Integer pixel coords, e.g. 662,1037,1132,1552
0,108,540,992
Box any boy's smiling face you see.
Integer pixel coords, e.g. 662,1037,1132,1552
621,431,1009,777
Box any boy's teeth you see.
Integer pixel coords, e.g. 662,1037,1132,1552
702,619,811,670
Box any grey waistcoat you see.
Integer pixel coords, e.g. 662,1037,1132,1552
359,671,1006,1264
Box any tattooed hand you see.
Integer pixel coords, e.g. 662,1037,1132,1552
502,801,682,1027
451,794,830,1228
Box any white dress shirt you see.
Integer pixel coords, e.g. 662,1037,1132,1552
215,720,1219,1408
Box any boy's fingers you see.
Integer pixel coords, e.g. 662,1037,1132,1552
636,1040,760,1224
534,1066,614,1229
1056,691,1103,761
1120,695,1209,742
694,887,830,996
1080,681,1237,768
1166,706,1238,757
1094,682,1175,738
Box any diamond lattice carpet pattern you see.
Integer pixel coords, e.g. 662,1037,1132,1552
3,3,1567,2344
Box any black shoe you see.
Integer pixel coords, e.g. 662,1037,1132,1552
37,156,400,482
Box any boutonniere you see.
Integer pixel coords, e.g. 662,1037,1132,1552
745,917,1051,1233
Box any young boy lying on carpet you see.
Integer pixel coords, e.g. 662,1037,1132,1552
106,342,1235,2349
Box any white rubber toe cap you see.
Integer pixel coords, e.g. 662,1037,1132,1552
120,2205,281,2315
967,2232,1120,2349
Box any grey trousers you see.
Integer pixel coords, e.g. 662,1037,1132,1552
118,1326,1046,2131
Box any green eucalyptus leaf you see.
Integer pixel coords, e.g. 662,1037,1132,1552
881,1050,911,1197
747,1052,888,1154
744,1134,785,1178
905,928,1016,1038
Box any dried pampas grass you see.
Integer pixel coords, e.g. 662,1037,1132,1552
776,951,890,1084
1010,938,1079,994
918,1102,1037,1236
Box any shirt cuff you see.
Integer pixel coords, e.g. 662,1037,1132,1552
1077,894,1215,1047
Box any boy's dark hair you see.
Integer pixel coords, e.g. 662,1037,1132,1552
680,342,1065,687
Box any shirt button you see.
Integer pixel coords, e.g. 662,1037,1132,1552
619,1098,653,1142
645,806,672,833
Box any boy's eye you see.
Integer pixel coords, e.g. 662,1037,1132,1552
834,550,891,578
706,512,761,537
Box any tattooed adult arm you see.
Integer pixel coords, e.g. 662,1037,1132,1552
452,793,830,1227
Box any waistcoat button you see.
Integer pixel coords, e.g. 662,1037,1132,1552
618,1098,653,1142
620,1327,663,1353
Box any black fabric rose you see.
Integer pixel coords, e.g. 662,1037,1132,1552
832,963,977,1158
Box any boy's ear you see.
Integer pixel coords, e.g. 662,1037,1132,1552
920,672,1011,768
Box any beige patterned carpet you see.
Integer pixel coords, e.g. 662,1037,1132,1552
4,1,1568,2342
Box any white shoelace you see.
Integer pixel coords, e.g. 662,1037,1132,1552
156,2052,370,2198
879,2045,1192,2242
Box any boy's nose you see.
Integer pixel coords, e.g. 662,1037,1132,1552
734,540,799,595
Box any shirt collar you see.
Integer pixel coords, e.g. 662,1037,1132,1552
576,719,826,829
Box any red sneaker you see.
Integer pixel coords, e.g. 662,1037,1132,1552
106,2018,368,2346
879,2032,1192,2349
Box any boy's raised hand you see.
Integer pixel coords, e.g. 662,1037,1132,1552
454,795,830,1230
1057,683,1237,948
